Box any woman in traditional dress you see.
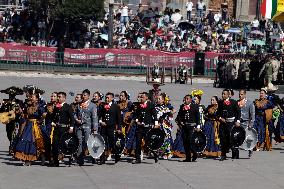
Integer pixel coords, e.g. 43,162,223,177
193,95,206,128
254,89,274,151
172,96,187,158
203,96,221,157
123,93,140,155
41,92,58,162
118,91,133,136
275,98,284,143
14,93,46,165
156,93,174,159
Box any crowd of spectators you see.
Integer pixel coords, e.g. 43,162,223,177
0,1,283,53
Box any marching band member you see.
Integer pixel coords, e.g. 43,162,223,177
132,92,159,164
254,89,274,151
0,86,24,155
217,89,241,161
175,94,200,162
238,90,255,158
52,92,74,167
98,92,121,164
203,96,221,158
74,89,98,166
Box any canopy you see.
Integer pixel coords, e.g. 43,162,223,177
225,28,241,34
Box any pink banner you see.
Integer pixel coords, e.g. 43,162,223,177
0,43,224,70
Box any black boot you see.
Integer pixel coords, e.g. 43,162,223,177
192,153,197,162
115,155,120,164
154,152,158,163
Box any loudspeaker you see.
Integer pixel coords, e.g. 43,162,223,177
194,52,205,75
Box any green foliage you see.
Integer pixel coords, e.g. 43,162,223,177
49,0,105,22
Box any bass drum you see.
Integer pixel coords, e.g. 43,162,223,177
59,132,79,156
87,133,105,159
190,131,207,153
145,128,165,151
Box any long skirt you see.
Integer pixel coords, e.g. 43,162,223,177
275,114,284,143
14,121,37,161
254,115,274,151
172,128,185,158
203,120,221,157
124,124,137,154
30,119,45,154
159,121,173,156
40,123,52,159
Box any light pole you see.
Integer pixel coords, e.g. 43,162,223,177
108,3,114,48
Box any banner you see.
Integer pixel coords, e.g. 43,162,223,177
0,43,226,73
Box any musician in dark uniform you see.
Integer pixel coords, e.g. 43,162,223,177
217,89,241,161
175,94,200,162
98,92,122,164
0,86,24,155
51,92,74,167
132,92,159,164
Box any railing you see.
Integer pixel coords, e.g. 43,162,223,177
0,43,221,77
0,4,23,13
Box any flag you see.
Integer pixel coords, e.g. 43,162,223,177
272,0,284,22
261,0,278,19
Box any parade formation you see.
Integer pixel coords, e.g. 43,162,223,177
0,83,283,167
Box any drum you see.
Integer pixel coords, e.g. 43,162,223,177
145,128,165,151
59,132,79,156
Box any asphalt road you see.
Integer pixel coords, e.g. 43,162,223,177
0,74,283,189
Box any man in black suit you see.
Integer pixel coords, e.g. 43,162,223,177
98,92,121,164
176,94,200,162
217,89,241,161
132,92,159,164
51,92,74,167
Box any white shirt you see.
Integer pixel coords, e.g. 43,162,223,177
171,13,182,24
197,2,205,10
252,19,259,28
186,2,193,11
214,13,221,22
121,6,128,17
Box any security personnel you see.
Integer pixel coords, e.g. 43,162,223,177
217,89,241,161
175,94,200,162
98,92,121,164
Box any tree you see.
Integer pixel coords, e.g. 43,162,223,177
49,0,105,23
